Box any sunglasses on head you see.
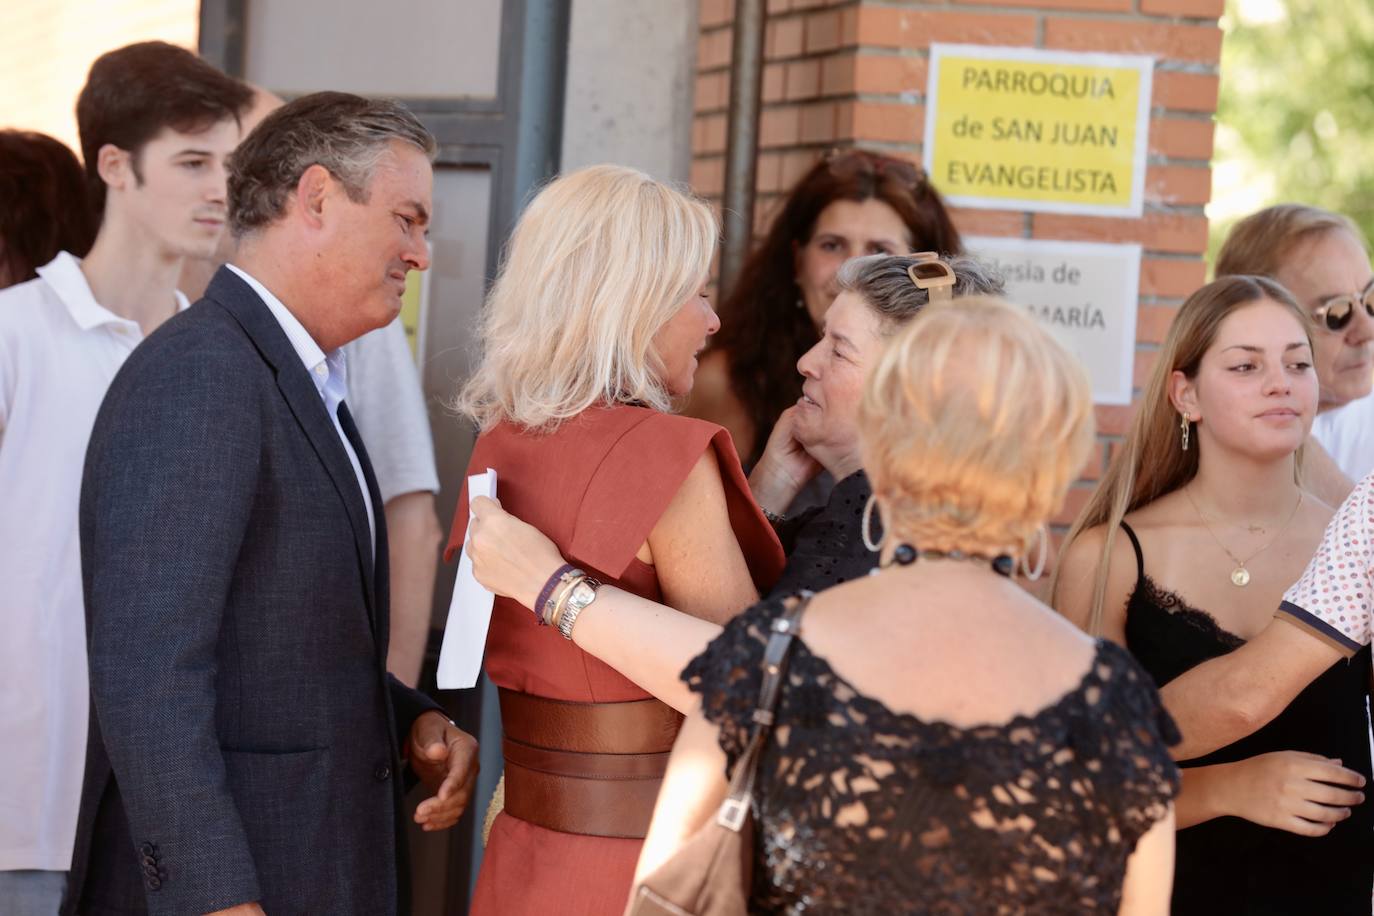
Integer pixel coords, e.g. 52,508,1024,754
824,149,926,191
1313,277,1374,332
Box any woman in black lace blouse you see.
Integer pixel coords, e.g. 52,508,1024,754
634,297,1180,914
1053,276,1372,913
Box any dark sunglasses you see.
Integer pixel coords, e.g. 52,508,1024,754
1313,277,1374,333
824,149,926,191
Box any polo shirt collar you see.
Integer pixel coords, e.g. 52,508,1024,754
35,251,190,331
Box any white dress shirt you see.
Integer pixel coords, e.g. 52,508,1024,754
225,265,375,552
0,252,188,871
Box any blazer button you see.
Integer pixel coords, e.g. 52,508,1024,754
147,876,162,890
141,854,157,867
373,763,391,782
139,843,156,857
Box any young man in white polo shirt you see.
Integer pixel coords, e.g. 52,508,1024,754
0,42,249,915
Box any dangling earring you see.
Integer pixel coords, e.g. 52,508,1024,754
861,494,885,553
1021,524,1048,582
1180,413,1191,452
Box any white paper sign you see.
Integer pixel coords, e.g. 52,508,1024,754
966,236,1142,406
436,468,498,689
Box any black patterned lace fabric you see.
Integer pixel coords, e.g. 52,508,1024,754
768,470,877,597
683,596,1181,915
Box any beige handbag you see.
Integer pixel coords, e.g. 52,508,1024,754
627,596,810,916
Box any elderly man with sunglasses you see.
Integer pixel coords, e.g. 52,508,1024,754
1217,205,1374,493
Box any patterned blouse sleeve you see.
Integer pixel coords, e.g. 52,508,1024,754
1277,473,1374,658
681,597,782,773
1095,642,1182,850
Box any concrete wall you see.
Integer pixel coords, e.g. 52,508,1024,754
560,0,698,182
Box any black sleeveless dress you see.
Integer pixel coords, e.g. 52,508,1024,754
1120,522,1374,915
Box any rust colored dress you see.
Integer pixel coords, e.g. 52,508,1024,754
445,405,785,916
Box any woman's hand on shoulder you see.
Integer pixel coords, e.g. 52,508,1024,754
467,496,566,611
1052,524,1132,645
1218,751,1365,836
749,405,822,516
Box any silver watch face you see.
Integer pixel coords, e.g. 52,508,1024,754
568,581,596,606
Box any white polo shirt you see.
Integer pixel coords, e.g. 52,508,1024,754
0,252,188,871
1312,395,1374,482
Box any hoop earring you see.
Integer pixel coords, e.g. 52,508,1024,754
1180,413,1191,452
1021,524,1048,582
861,494,885,553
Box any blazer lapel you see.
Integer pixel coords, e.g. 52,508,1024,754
205,268,378,619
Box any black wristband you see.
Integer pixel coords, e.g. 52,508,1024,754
534,563,576,625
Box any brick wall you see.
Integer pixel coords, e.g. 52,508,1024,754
692,0,1224,540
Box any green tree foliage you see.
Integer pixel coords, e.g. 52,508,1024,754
1212,0,1374,257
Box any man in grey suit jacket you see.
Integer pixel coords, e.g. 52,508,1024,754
66,93,478,916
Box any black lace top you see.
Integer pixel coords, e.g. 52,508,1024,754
684,596,1181,915
1119,522,1374,915
768,470,876,597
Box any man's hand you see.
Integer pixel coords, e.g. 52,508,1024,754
205,904,266,916
407,710,479,831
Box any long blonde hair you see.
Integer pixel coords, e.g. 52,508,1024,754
1051,275,1313,634
455,164,717,431
858,296,1094,557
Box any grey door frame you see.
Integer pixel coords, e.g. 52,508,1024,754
198,1,570,910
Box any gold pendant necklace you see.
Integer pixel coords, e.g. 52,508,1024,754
1184,487,1303,588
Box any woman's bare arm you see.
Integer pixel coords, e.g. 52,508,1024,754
1116,807,1175,916
632,711,731,888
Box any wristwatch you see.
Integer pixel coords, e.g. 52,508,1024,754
557,577,601,640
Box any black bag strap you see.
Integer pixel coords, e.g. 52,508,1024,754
716,592,812,831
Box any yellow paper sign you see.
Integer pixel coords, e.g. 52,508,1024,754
923,45,1153,217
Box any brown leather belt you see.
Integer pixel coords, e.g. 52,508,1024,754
499,688,684,839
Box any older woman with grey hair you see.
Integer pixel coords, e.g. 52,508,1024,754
464,252,1004,711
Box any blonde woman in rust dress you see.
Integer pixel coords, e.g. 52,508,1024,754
446,165,785,915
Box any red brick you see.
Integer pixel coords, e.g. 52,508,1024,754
693,72,728,113
697,28,733,70
1140,0,1224,17
766,16,805,58
760,105,803,147
1145,165,1211,206
767,0,790,13
1139,257,1206,299
1148,117,1215,160
1133,349,1161,389
780,148,821,186
854,54,927,96
1095,403,1138,437
1078,440,1110,482
821,53,857,95
844,100,923,143
957,0,1130,8
1052,484,1096,527
1136,304,1181,344
805,9,843,53
785,59,821,101
800,101,839,143
690,156,725,196
1152,71,1220,113
1033,212,1210,254
855,7,1037,50
950,207,1024,237
756,151,786,193
699,0,735,29
763,62,786,103
1044,18,1222,64
697,113,728,154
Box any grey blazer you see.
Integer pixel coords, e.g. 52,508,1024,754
64,268,442,916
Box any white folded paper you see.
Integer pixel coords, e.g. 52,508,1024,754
436,468,497,689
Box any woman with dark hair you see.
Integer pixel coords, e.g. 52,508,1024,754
687,148,961,467
0,130,97,288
